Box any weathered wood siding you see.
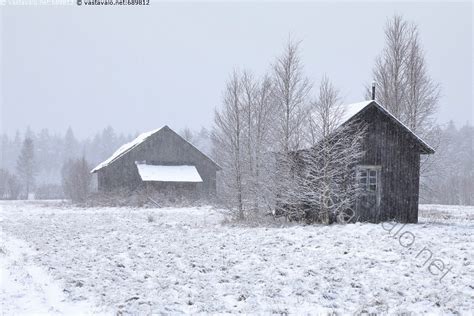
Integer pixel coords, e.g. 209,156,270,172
354,105,422,223
97,126,219,198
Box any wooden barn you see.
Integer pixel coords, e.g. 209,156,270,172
91,126,220,199
329,100,433,223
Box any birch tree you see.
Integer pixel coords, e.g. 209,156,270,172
283,77,366,223
252,75,276,210
239,71,278,211
271,39,312,217
212,70,245,218
241,70,257,207
370,15,442,197
308,76,344,145
370,15,410,118
272,39,312,153
214,69,278,216
404,25,440,137
369,14,440,137
297,122,366,224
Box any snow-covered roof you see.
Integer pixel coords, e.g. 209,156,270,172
91,126,221,173
136,164,203,182
338,100,374,128
338,100,434,154
91,127,164,173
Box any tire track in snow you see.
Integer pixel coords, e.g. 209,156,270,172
0,231,109,315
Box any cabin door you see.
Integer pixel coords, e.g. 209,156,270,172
356,166,381,222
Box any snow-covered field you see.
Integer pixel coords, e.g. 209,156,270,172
1,201,473,315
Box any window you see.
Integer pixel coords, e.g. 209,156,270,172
358,166,380,192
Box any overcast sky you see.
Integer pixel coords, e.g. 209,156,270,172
1,1,472,139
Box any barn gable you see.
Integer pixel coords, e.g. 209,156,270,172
91,127,163,173
91,126,220,174
340,100,434,154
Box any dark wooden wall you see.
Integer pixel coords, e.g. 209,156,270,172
354,105,422,223
97,126,219,198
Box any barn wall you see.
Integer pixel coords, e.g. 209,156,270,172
356,105,421,223
97,126,218,198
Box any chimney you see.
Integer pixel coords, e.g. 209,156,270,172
371,81,376,100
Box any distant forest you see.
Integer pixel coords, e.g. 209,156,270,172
419,121,473,205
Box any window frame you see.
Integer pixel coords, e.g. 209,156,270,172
357,165,381,193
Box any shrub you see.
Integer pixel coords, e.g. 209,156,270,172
0,169,21,200
61,157,92,203
35,184,65,200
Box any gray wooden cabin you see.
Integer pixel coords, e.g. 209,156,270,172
292,100,434,223
91,126,220,198
346,100,434,223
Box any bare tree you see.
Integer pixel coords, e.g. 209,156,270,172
369,15,442,198
180,127,195,144
369,14,440,137
240,70,257,208
279,77,366,223
370,15,410,118
272,38,312,153
16,137,36,198
252,75,276,210
403,25,440,137
214,69,279,217
308,76,344,145
270,39,313,219
296,122,366,224
212,70,245,219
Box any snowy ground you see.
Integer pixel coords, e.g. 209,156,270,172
1,201,473,314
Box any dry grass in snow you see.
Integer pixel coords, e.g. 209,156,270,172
1,201,473,314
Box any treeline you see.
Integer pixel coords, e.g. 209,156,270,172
420,121,474,205
1,126,133,184
0,126,133,199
